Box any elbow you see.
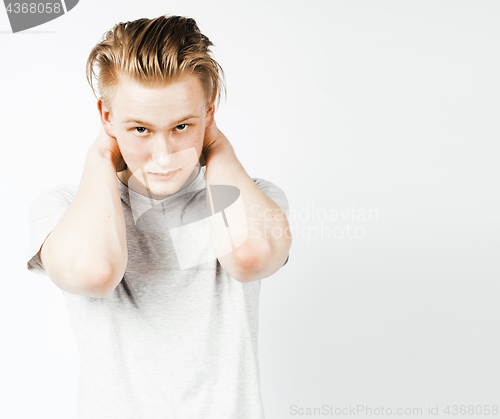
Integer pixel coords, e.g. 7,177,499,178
230,241,284,283
79,247,128,298
45,262,113,298
73,258,127,298
88,264,123,298
239,233,292,282
92,259,128,298
42,238,128,298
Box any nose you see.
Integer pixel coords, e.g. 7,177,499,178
151,134,178,168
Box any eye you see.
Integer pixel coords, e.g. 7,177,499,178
175,123,190,132
133,127,149,135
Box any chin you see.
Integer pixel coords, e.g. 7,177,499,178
149,171,193,197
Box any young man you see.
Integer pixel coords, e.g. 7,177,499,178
27,15,291,418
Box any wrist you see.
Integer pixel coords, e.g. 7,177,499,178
204,135,232,163
85,147,116,170
86,144,126,173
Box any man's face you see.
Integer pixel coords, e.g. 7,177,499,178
100,73,214,199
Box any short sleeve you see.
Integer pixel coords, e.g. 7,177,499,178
27,184,78,276
252,178,290,266
252,178,290,218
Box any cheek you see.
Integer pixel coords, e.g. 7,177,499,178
183,130,203,153
194,129,204,148
119,140,149,164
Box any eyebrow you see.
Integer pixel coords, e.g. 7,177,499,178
122,114,200,127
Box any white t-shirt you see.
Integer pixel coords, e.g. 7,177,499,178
27,166,289,419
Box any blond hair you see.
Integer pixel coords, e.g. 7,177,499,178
86,15,226,114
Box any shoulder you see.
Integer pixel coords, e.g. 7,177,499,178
251,177,287,196
251,177,289,217
30,183,78,204
29,183,79,218
27,183,79,275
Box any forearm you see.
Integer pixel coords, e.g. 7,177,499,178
205,137,291,281
41,149,128,297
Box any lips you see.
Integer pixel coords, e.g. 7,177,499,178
148,169,181,180
150,169,179,175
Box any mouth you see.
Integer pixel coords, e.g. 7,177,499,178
149,169,180,180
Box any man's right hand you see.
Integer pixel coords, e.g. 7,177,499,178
88,126,127,173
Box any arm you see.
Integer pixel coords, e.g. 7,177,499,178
203,120,292,282
40,127,128,298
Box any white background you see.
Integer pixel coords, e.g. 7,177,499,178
1,1,499,418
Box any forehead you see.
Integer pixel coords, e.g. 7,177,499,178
111,73,206,119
